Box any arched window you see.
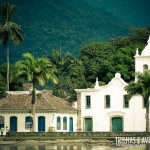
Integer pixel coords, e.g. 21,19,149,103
69,117,73,132
63,117,67,130
143,64,148,72
25,116,32,130
57,117,61,130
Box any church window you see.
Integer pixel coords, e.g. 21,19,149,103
143,98,147,108
143,64,148,72
123,95,129,108
85,96,91,109
105,95,110,108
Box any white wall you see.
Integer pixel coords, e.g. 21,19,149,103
0,112,77,132
52,112,77,132
135,56,150,73
79,75,147,132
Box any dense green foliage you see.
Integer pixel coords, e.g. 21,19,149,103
47,27,150,102
48,50,91,102
79,28,150,84
0,27,150,102
0,64,24,99
0,2,150,102
0,0,129,64
48,28,150,101
0,64,25,91
85,0,150,27
0,74,7,98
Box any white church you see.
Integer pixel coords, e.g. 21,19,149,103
0,36,149,132
75,36,150,132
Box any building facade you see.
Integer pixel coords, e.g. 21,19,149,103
0,90,77,133
75,36,150,132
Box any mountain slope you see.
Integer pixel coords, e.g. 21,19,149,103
84,0,150,27
0,0,129,64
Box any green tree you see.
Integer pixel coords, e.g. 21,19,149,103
0,3,24,91
49,50,69,99
104,46,136,83
125,70,150,132
79,42,114,82
14,53,58,131
0,74,7,99
0,64,25,91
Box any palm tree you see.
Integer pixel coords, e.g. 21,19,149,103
125,70,150,132
0,3,24,91
14,53,58,132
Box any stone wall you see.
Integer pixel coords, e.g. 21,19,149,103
9,132,150,137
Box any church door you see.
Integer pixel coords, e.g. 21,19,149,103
85,118,92,132
112,117,123,132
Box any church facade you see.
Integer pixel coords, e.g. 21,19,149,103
75,36,150,132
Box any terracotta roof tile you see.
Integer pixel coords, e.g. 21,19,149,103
0,90,76,112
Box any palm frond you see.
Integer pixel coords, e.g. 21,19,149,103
125,70,150,99
0,3,15,23
0,4,23,47
36,76,45,86
14,53,59,86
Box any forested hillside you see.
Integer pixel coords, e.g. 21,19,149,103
1,28,150,101
85,0,150,27
1,1,150,101
0,0,129,64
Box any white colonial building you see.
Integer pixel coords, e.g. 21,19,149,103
0,89,77,133
75,36,150,132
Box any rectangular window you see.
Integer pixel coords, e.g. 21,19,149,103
105,95,110,108
0,117,4,124
143,98,147,108
25,116,32,130
124,95,129,108
86,96,91,109
0,117,4,128
25,122,32,129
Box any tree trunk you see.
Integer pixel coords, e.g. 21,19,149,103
146,97,149,132
32,81,36,132
7,45,9,91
